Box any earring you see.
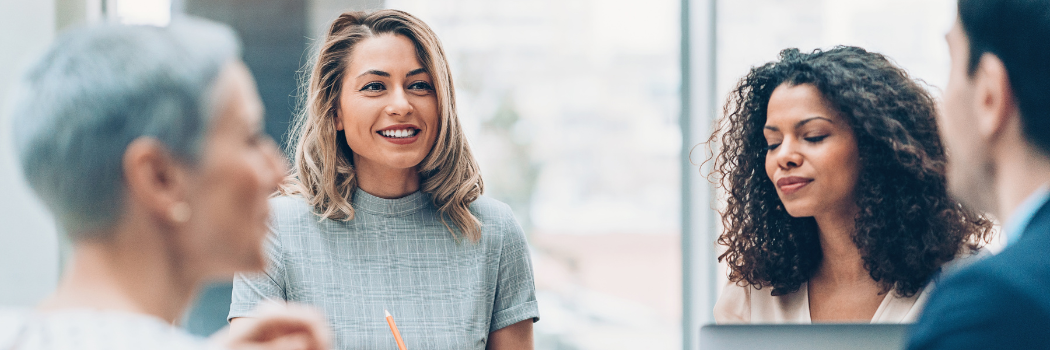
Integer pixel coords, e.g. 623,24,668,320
170,202,192,223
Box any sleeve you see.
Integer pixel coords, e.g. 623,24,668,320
713,279,751,324
489,211,540,333
906,262,1048,350
228,232,287,322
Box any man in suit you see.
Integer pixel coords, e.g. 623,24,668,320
908,0,1050,348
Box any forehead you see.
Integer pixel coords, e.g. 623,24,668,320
212,62,263,130
346,34,424,73
765,83,842,126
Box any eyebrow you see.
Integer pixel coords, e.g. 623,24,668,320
357,68,429,78
358,69,390,78
764,116,834,131
407,68,428,76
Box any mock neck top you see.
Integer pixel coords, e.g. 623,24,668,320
230,191,539,350
350,188,429,217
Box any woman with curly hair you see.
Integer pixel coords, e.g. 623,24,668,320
227,9,538,349
711,46,993,323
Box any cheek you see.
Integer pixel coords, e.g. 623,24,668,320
340,110,377,150
418,98,441,150
764,153,776,179
201,155,271,217
421,100,440,134
833,144,862,195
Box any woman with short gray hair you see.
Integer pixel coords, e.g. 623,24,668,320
0,18,330,350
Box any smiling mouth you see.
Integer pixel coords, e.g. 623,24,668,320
377,128,420,139
776,176,813,195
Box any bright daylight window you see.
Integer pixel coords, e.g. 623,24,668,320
111,0,171,26
387,0,684,349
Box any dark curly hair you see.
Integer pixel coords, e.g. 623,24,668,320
711,46,994,297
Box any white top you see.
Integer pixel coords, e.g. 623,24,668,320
0,308,217,350
713,280,930,324
713,250,988,324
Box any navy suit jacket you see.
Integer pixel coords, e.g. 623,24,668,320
908,199,1050,349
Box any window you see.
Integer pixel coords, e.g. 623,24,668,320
387,1,683,348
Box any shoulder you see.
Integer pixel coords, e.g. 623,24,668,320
943,241,1050,293
929,250,1032,308
267,195,328,237
8,311,216,350
936,246,992,280
469,196,515,221
714,280,751,324
0,308,27,347
469,196,519,232
909,245,1050,349
269,195,316,220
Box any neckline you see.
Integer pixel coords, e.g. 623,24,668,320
351,187,430,216
801,281,894,323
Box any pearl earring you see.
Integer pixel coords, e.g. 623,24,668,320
170,202,192,223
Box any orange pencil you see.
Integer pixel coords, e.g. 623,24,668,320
385,310,408,350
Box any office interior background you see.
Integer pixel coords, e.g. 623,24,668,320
0,0,973,349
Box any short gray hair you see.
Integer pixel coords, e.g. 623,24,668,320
10,18,241,239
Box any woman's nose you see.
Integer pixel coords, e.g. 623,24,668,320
775,141,804,169
384,87,414,117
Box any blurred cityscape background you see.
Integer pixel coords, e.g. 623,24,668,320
1,0,966,349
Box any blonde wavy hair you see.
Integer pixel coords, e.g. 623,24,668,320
280,9,484,241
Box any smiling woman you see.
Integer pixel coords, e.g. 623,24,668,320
334,34,441,198
709,46,994,324
227,9,539,350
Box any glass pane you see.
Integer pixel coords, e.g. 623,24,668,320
717,0,955,103
387,1,683,348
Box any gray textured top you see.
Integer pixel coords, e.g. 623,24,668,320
229,189,539,350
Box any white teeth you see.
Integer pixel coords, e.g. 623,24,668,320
380,129,416,138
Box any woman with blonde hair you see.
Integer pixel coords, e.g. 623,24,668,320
228,9,538,349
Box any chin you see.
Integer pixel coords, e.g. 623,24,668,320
244,254,268,272
781,203,815,218
382,156,427,170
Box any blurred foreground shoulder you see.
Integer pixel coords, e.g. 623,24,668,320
0,311,215,350
908,251,1050,350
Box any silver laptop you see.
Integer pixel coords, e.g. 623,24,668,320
699,324,909,350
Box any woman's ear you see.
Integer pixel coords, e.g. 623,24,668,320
972,53,1019,142
334,110,344,131
122,137,191,225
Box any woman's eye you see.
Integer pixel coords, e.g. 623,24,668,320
804,135,829,143
408,81,434,91
766,143,781,151
360,82,385,92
